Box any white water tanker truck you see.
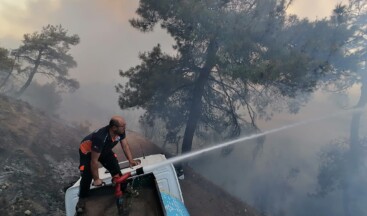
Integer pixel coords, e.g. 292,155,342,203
65,154,190,216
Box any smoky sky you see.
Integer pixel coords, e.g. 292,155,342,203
0,0,175,84
189,89,367,216
0,0,347,126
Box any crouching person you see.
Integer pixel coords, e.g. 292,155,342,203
75,116,140,214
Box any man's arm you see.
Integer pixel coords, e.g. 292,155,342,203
91,150,103,185
121,138,139,166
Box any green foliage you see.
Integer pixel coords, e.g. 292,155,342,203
313,137,367,215
312,4,367,214
0,47,16,90
313,140,349,197
0,48,13,73
118,0,355,153
13,24,80,96
324,0,367,91
117,44,192,143
314,0,367,197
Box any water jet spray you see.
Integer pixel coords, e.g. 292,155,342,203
142,108,365,172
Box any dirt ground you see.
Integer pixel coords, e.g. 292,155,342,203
111,131,261,216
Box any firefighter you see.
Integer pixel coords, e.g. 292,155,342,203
75,115,140,214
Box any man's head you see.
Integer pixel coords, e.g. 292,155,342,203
109,115,126,135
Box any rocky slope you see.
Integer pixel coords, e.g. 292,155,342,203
0,95,80,215
0,94,260,216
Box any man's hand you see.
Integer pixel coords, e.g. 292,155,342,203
92,179,104,186
129,160,140,167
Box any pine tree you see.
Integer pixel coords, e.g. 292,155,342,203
13,25,80,96
117,0,354,153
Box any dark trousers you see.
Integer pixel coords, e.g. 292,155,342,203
78,149,121,198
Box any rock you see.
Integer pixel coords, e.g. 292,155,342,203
24,210,31,215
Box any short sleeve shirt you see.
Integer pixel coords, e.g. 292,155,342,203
82,125,126,154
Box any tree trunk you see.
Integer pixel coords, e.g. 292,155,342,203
15,51,42,97
0,69,13,91
181,40,217,153
0,56,16,91
342,72,367,216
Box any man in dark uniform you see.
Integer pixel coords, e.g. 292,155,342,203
76,115,139,213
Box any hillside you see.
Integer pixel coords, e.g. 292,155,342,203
0,95,80,216
0,94,260,216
